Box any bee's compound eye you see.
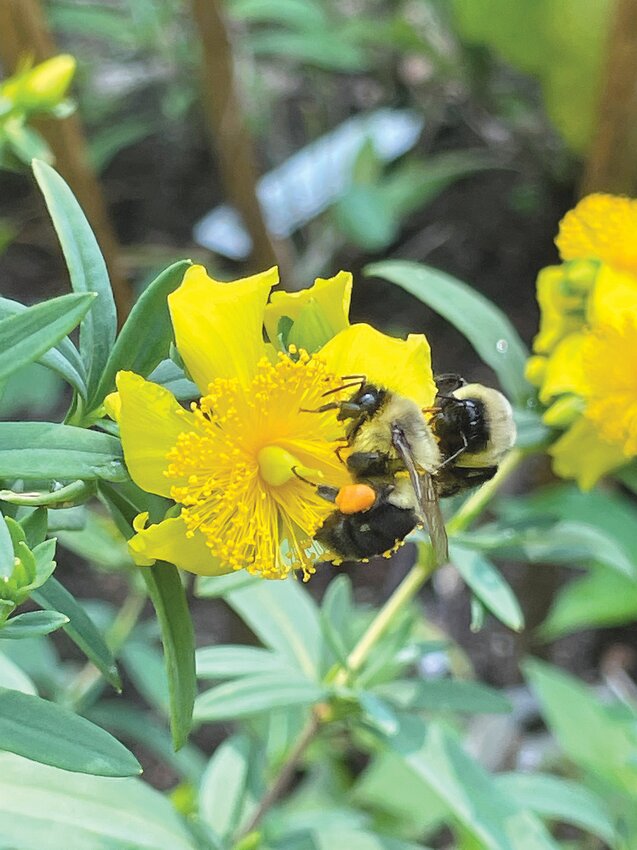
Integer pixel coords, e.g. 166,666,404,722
335,484,377,514
358,391,377,407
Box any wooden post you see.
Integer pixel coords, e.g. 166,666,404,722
191,0,293,281
0,0,131,320
581,0,637,196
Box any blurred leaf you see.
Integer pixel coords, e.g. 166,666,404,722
94,260,191,405
86,701,206,784
229,0,329,30
451,543,524,631
4,119,52,164
0,611,69,640
0,293,94,387
334,185,398,251
199,734,252,839
0,688,140,776
356,692,400,736
196,645,289,680
0,652,37,694
0,422,126,482
141,562,196,750
33,159,116,408
0,510,13,578
389,717,560,850
250,30,369,72
295,829,428,850
57,511,132,569
496,772,616,845
32,576,120,690
540,564,637,638
320,575,353,666
374,678,511,714
121,640,170,715
523,658,637,795
366,261,530,404
49,5,136,47
195,569,261,598
0,297,86,397
195,673,326,722
226,578,323,679
0,752,197,850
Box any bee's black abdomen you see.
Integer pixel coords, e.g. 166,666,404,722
434,464,497,498
316,501,418,561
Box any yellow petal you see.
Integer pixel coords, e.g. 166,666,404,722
117,371,195,497
319,323,436,408
550,416,626,491
532,264,588,354
587,264,637,326
556,194,637,275
168,265,278,393
263,271,352,348
103,390,121,422
129,512,231,575
538,333,588,405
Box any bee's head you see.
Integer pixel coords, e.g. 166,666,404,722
343,383,386,418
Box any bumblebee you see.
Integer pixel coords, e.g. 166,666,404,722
301,378,448,563
429,373,516,497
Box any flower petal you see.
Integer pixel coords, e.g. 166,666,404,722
117,370,195,497
168,265,278,393
129,512,231,575
319,323,436,408
556,194,637,275
538,333,588,405
264,271,352,350
550,416,626,491
587,264,637,326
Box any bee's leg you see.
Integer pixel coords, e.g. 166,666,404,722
436,431,468,468
334,439,349,464
316,484,339,504
347,450,394,478
299,401,341,414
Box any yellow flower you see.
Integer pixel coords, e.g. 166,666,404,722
1,55,76,110
556,194,637,276
113,265,436,580
549,417,626,492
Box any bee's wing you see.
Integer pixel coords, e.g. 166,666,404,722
391,425,449,565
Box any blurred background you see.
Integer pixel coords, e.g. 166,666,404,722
1,0,636,794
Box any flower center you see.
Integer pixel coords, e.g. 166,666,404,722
164,352,350,579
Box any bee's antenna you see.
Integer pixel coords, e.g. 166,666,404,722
320,378,365,399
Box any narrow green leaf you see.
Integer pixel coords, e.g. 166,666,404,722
0,510,14,578
141,563,196,750
226,578,323,679
375,678,512,714
320,574,353,666
0,293,95,384
389,717,560,850
196,645,288,680
120,640,170,716
93,260,191,405
32,576,121,690
195,570,261,598
0,752,197,850
0,295,87,397
451,543,524,631
32,159,116,402
0,479,96,508
0,687,140,776
0,422,126,481
195,673,325,722
0,654,37,694
366,260,530,403
496,772,617,845
199,734,252,839
0,610,69,640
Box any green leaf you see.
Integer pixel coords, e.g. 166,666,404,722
250,29,369,72
540,564,637,638
199,734,252,839
225,578,323,679
0,687,140,776
195,570,261,598
0,752,198,850
366,261,530,403
0,295,88,396
389,716,560,850
32,159,116,405
0,292,95,384
303,829,427,850
451,543,524,631
0,479,96,509
320,574,353,666
375,678,512,714
0,422,126,481
0,653,37,694
0,510,14,578
93,260,191,406
523,658,637,796
0,610,69,639
196,645,289,680
229,0,329,31
195,673,326,722
120,640,170,716
32,576,120,690
141,562,196,750
496,772,616,845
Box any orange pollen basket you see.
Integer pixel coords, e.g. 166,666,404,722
335,483,377,514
